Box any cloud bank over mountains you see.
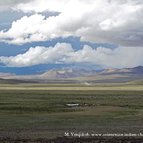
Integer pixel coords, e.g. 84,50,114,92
0,0,143,46
0,0,143,69
0,43,143,68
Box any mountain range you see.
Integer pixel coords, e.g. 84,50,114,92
0,66,143,84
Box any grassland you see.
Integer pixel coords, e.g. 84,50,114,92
0,83,143,91
0,83,143,141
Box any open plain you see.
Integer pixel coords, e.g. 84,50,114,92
0,83,143,142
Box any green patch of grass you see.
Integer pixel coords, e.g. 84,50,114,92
0,84,143,139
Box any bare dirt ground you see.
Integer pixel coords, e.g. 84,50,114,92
0,137,143,143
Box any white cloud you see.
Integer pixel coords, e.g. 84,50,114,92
0,0,31,11
0,43,143,68
0,43,73,67
0,14,47,44
0,0,143,46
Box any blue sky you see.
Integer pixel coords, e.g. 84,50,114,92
0,0,143,75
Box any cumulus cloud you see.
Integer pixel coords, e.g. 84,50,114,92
0,43,143,68
0,0,31,11
0,0,143,46
0,43,73,67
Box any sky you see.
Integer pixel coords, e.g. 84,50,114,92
0,0,143,75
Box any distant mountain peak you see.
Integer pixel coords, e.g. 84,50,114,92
100,66,143,75
126,66,143,73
